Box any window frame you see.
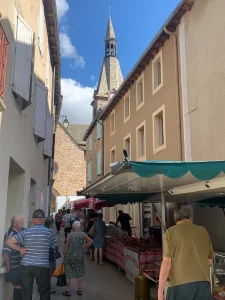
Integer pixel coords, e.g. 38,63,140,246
152,104,166,154
123,133,131,159
96,121,102,140
89,134,92,152
124,91,130,123
136,73,145,111
110,109,115,136
136,121,146,161
110,146,116,163
152,50,163,95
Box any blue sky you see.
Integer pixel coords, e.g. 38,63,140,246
56,0,180,124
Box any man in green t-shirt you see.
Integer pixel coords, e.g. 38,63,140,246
158,207,214,300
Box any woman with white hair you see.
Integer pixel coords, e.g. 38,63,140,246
63,221,92,297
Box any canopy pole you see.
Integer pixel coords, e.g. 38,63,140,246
159,174,166,243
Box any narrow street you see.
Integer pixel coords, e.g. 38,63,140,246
33,229,134,300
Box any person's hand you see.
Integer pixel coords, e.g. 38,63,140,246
5,265,10,273
158,290,165,300
20,247,27,257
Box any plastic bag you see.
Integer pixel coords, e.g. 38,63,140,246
53,263,65,277
56,274,67,287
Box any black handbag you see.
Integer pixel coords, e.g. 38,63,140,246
56,274,67,287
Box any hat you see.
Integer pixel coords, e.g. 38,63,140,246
32,209,45,219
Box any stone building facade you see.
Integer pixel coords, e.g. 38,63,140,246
53,123,88,199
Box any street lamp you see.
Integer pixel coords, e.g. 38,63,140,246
63,117,69,130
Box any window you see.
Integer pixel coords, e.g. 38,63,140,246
88,162,92,183
136,74,144,109
96,122,102,140
152,50,163,95
96,153,101,176
110,147,116,163
0,23,9,101
110,110,115,135
38,0,45,57
152,105,166,153
124,134,131,159
136,121,146,160
89,135,92,151
124,92,130,122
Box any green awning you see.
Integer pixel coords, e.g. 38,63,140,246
130,160,225,180
95,193,155,205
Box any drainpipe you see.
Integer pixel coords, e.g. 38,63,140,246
164,27,183,161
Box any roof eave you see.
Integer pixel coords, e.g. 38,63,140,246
99,0,194,121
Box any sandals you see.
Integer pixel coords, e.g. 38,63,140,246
77,291,82,296
63,291,71,297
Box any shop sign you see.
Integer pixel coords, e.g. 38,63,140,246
124,248,139,283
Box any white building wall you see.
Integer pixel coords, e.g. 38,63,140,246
0,0,55,298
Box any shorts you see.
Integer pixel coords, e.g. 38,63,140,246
6,267,22,286
166,281,211,300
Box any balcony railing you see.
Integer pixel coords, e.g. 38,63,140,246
0,22,9,99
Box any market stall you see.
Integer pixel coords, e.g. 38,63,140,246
104,225,162,283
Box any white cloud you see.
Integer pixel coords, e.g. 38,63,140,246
90,75,96,81
56,0,69,22
59,33,85,69
60,78,95,124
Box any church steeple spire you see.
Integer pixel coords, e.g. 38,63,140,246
105,16,117,57
91,15,123,118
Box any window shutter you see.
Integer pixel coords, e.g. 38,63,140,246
88,162,92,183
34,80,47,140
38,0,44,56
96,122,102,140
96,153,101,176
44,114,54,157
0,24,9,99
12,15,33,103
89,135,92,151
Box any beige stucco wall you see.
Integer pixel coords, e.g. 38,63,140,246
0,1,55,298
86,125,103,185
104,37,181,174
53,125,86,196
182,0,225,160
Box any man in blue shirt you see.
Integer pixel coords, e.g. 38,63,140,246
6,209,57,300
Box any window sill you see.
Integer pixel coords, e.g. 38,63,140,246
136,101,144,111
153,82,163,95
153,144,166,154
124,116,130,123
110,130,115,136
0,97,6,112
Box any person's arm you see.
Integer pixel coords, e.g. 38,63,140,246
83,233,93,249
2,254,11,273
128,215,132,221
63,236,70,262
158,234,172,300
49,230,57,250
5,232,27,256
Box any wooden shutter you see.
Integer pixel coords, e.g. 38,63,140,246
12,15,33,103
44,114,54,157
0,23,9,99
96,122,102,140
34,80,47,140
88,162,92,183
38,0,44,56
89,135,92,151
96,153,101,176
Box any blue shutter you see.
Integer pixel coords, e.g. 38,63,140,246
96,122,102,140
96,153,101,175
89,135,92,151
88,162,92,183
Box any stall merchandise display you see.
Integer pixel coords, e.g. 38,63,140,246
213,253,225,300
